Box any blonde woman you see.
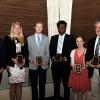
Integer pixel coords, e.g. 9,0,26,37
4,22,29,100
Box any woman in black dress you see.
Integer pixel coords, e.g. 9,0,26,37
4,22,28,100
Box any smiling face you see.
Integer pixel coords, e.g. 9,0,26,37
76,36,85,48
34,23,43,33
13,24,21,35
95,22,100,37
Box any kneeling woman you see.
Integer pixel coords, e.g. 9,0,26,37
4,22,28,100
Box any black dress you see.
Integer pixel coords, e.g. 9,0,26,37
4,36,29,83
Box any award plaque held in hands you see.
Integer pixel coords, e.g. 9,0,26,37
17,55,23,64
55,54,65,62
36,56,43,65
74,64,82,74
92,56,100,65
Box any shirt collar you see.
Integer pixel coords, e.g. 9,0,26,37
59,33,65,38
35,33,42,37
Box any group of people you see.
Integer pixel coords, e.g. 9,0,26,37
0,20,100,100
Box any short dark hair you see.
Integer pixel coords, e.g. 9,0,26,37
57,20,67,27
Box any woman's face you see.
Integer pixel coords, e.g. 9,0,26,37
13,24,21,35
76,37,85,48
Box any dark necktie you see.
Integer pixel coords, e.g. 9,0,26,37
95,38,100,56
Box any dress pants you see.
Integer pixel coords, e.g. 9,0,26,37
0,73,2,83
91,68,100,100
29,67,47,100
51,61,70,100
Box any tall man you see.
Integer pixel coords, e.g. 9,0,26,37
49,20,76,100
27,22,50,100
85,21,100,100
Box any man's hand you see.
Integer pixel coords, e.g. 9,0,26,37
88,60,95,68
32,59,38,66
95,64,100,68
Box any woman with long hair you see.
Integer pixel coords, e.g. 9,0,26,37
4,22,28,100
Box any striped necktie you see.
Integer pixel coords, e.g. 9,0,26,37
95,38,100,56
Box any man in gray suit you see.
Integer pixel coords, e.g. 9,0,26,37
27,22,50,100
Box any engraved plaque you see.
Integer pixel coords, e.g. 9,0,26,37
74,64,82,74
17,55,23,64
55,54,64,62
36,56,43,65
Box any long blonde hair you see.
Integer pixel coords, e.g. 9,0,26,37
10,22,24,45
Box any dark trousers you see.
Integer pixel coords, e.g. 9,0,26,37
0,73,2,83
29,67,47,100
51,62,70,100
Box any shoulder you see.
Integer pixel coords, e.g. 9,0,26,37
4,35,12,42
70,49,76,57
71,49,76,54
88,37,96,42
50,34,58,40
65,34,74,39
4,35,11,39
87,37,96,45
27,35,34,40
42,34,48,38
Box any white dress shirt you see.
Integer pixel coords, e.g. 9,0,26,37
94,36,100,56
57,34,65,54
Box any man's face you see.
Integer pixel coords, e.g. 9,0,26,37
57,24,66,35
95,23,100,37
35,23,43,33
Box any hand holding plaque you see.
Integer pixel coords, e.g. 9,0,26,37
55,54,65,62
36,56,43,66
74,64,82,74
17,55,23,64
92,56,100,65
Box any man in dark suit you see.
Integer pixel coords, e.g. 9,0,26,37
85,21,100,100
49,20,76,100
0,38,6,83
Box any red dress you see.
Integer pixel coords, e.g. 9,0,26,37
68,49,91,92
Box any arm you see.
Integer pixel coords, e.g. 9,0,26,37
85,39,95,68
44,37,50,65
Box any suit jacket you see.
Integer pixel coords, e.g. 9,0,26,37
4,35,29,67
27,34,50,70
49,34,76,71
0,38,6,68
85,37,100,78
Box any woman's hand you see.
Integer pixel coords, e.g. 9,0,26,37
0,67,3,74
11,58,18,64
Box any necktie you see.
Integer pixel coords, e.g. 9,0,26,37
37,36,41,48
57,37,63,53
95,38,100,56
